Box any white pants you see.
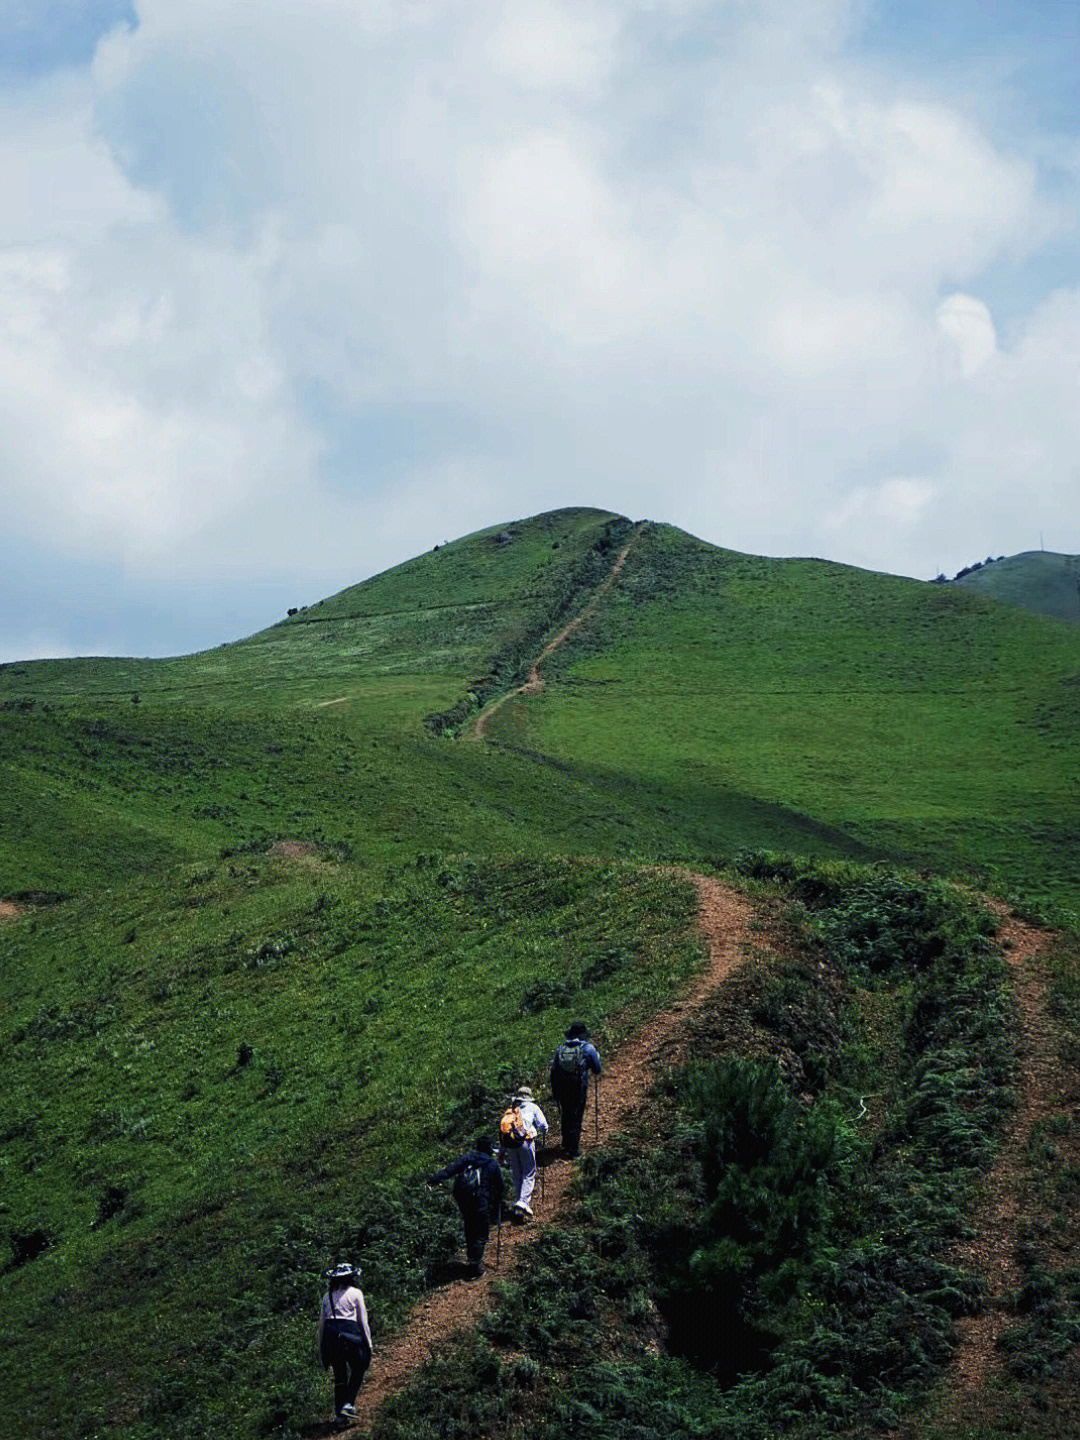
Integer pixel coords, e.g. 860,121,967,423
506,1143,537,1208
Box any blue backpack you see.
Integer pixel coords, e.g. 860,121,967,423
555,1040,588,1080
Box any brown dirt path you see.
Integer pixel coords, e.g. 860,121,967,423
0,900,25,923
330,871,754,1436
939,905,1054,1410
471,524,648,740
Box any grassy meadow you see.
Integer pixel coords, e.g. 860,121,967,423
483,523,1080,921
2,507,1079,1438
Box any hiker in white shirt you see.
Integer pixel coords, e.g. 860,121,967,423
498,1086,548,1220
317,1263,372,1422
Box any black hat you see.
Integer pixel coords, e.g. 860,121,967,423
566,1021,589,1040
474,1136,494,1154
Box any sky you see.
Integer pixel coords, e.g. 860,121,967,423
0,0,1077,660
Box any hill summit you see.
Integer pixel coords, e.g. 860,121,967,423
949,548,1080,625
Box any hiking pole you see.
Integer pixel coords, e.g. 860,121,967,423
594,1076,600,1147
495,1206,502,1269
538,1134,546,1209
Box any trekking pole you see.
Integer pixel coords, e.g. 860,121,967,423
539,1133,546,1208
496,1206,502,1269
594,1076,600,1147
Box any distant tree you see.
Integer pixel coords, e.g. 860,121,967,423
287,607,298,617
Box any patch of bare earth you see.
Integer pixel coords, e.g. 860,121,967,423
933,904,1059,1424
269,840,323,864
315,872,756,1436
0,900,25,923
471,526,646,740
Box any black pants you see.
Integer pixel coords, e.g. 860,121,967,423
555,1084,588,1156
322,1322,370,1412
459,1202,492,1266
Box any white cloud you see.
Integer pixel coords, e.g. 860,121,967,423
0,0,1077,656
826,477,938,536
486,0,619,91
936,293,997,376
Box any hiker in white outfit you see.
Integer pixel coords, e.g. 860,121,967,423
498,1086,548,1219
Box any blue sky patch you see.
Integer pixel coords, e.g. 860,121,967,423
0,0,137,81
862,0,1079,132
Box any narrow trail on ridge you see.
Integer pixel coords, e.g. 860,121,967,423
331,870,755,1436
470,523,648,741
935,905,1056,1414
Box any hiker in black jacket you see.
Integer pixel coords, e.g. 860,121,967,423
550,1021,602,1158
427,1137,504,1278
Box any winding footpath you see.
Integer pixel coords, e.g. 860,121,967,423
338,872,754,1435
471,524,648,740
941,905,1055,1411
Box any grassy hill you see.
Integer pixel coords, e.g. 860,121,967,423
2,508,1079,1440
952,549,1080,626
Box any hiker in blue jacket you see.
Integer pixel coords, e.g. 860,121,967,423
550,1022,602,1158
427,1136,504,1278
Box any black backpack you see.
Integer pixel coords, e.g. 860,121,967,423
460,1162,484,1195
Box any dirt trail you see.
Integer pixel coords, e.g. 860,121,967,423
942,905,1054,1406
0,900,24,923
334,871,753,1435
471,525,646,740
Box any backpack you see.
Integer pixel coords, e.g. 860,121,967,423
500,1106,535,1148
460,1162,484,1195
555,1040,588,1079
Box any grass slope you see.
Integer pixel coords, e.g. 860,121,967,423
1,508,1078,1438
481,523,1080,919
953,551,1080,626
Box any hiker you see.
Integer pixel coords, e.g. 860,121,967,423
427,1135,504,1277
498,1086,548,1221
550,1022,602,1158
318,1262,372,1424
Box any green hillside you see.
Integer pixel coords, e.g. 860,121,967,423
952,549,1080,625
2,508,1079,1440
480,523,1080,919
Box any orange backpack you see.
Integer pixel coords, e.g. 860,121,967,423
500,1105,535,1148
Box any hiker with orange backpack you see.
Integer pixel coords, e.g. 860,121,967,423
427,1136,504,1278
498,1086,548,1221
550,1022,602,1158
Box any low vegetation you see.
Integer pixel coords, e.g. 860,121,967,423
372,860,1019,1439
1,509,1078,1438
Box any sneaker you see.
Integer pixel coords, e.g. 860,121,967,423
338,1403,357,1418
518,1201,534,1217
